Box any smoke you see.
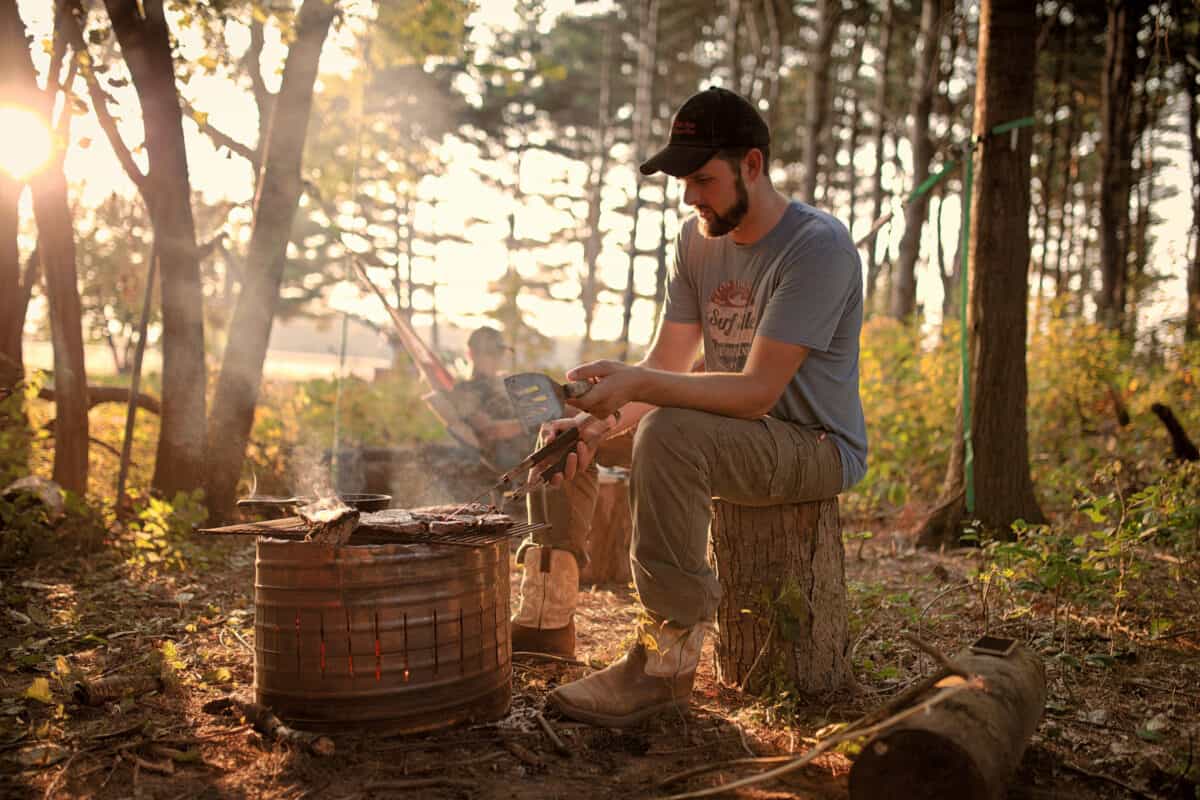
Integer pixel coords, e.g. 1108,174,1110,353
289,444,336,501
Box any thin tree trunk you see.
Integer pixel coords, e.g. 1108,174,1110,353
1128,80,1155,339
890,0,943,320
866,0,895,306
578,14,616,362
1076,191,1094,319
34,174,90,496
1185,29,1200,343
102,0,207,494
844,22,868,237
802,0,840,202
0,173,21,381
1096,0,1146,330
727,0,741,91
2,1,88,493
1034,21,1066,323
917,0,1044,547
620,0,659,362
653,181,670,324
205,0,337,518
1052,37,1078,300
763,0,782,130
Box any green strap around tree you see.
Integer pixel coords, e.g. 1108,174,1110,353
881,115,1035,516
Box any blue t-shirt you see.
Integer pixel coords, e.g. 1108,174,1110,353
663,201,868,490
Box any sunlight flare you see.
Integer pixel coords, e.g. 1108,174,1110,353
0,105,53,181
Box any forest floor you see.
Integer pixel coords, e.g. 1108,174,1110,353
1,516,1198,800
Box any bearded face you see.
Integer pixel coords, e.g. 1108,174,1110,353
696,167,750,238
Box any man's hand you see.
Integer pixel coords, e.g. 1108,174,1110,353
565,360,646,419
533,412,617,488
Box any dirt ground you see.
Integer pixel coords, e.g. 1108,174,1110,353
1,519,1197,800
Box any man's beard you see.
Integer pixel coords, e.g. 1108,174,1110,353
697,172,750,238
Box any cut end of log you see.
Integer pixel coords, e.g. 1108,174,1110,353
850,729,987,800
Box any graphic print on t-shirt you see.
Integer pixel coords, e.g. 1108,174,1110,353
705,279,757,370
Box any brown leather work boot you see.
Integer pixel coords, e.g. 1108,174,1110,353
512,617,575,658
548,642,697,728
511,546,579,658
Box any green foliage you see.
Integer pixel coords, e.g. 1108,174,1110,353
0,372,43,486
122,490,209,573
849,315,1200,522
970,461,1199,630
0,489,106,567
847,317,957,516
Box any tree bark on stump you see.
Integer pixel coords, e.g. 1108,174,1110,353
710,497,850,695
849,645,1046,800
579,474,632,586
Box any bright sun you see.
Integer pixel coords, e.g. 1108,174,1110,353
0,105,53,181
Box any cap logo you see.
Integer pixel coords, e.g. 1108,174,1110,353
672,120,697,135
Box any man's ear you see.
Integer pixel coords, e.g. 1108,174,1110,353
744,148,764,182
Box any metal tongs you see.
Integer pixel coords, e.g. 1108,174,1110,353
451,426,580,515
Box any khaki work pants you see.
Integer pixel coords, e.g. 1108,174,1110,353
519,407,843,627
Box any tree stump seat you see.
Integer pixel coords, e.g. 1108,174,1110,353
709,496,851,695
579,468,633,586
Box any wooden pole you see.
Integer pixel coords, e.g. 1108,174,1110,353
115,245,157,508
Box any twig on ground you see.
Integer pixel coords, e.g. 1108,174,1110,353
512,651,591,668
43,751,77,799
900,632,961,675
658,678,983,799
1060,760,1159,799
502,738,545,768
658,755,797,788
362,778,476,792
376,753,504,777
122,750,174,775
731,721,756,758
739,611,775,693
229,626,254,653
534,711,571,757
1151,628,1198,641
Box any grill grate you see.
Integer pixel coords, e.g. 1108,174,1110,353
349,521,545,548
197,512,545,549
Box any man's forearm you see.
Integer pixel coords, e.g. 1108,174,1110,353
633,368,775,419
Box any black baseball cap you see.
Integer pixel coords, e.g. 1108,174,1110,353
639,87,770,177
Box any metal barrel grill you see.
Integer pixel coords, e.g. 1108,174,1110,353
248,512,518,733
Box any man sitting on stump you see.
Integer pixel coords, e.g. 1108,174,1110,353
511,86,869,728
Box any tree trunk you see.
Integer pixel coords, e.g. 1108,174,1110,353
104,0,207,495
0,173,21,381
802,0,840,203
577,13,616,363
578,474,633,587
866,0,895,306
916,0,1044,548
205,0,337,519
1182,28,1199,343
1052,40,1078,299
849,645,1046,800
844,22,868,239
1,1,88,493
619,0,659,362
1096,0,1145,330
710,497,850,695
890,0,943,320
1034,22,1066,321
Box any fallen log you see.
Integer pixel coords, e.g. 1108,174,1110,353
202,696,334,756
848,643,1045,800
38,385,162,415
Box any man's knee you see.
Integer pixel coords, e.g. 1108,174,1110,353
632,407,714,462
